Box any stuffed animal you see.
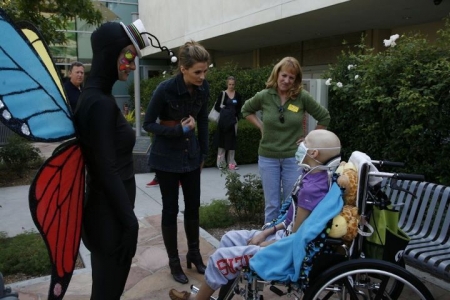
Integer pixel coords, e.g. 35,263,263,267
328,161,361,242
340,205,359,242
336,161,358,206
328,205,360,242
328,215,347,238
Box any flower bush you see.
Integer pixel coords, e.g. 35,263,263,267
324,19,450,184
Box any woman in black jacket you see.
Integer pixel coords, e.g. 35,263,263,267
143,40,210,284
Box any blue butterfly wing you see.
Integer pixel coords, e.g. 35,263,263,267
0,9,75,142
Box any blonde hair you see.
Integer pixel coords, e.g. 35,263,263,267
265,57,303,99
177,40,210,72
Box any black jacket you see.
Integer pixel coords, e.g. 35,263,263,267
143,73,209,173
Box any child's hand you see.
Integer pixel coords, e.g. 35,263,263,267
247,232,266,246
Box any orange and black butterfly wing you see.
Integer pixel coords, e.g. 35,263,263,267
29,139,85,300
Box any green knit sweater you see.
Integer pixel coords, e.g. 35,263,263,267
241,88,330,158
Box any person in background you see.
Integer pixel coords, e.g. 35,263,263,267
73,19,154,299
168,129,341,300
143,40,210,284
215,76,242,170
64,61,84,112
146,173,159,187
241,56,331,224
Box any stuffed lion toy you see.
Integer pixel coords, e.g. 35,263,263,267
336,161,358,206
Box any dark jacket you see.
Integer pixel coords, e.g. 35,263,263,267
143,73,209,173
64,80,82,113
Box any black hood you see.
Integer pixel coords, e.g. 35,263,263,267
85,22,132,94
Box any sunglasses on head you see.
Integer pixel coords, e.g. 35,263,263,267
278,106,285,123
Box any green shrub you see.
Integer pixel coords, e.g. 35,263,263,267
0,135,42,176
324,20,450,185
224,171,264,224
0,230,51,276
199,200,236,229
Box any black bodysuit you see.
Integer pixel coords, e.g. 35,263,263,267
73,22,138,300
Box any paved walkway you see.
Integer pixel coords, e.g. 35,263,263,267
0,142,449,299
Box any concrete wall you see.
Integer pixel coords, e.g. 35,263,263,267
139,0,348,56
138,1,446,80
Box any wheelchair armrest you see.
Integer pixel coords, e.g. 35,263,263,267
324,238,345,246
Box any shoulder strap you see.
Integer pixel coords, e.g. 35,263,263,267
220,91,226,107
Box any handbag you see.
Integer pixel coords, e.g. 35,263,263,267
208,91,226,122
364,205,410,264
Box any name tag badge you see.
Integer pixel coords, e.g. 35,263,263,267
287,104,299,112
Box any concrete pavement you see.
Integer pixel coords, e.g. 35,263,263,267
0,160,260,299
0,143,449,299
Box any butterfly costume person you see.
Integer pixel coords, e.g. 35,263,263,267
0,9,176,300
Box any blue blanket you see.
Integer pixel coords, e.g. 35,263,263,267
250,182,344,282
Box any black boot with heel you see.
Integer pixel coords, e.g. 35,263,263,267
162,225,188,284
184,219,207,274
169,257,188,284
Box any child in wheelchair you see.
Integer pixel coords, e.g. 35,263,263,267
169,129,341,300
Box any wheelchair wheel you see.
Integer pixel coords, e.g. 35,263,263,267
303,259,433,300
365,257,405,299
218,276,264,300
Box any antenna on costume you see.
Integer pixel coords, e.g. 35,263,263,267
143,31,177,63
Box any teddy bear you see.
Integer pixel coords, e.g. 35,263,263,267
336,161,358,206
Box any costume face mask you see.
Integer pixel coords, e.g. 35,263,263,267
119,49,137,72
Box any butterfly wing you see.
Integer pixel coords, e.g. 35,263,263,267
0,8,75,142
0,9,86,298
29,139,85,300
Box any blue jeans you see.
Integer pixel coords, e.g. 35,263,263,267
258,156,301,223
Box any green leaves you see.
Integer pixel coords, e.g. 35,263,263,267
2,0,102,45
0,230,52,276
224,172,264,224
0,135,42,176
324,20,450,184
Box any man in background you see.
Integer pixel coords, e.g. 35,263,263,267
64,61,85,112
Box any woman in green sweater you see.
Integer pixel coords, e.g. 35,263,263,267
241,57,331,223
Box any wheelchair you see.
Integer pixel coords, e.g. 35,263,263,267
192,151,435,300
0,273,19,300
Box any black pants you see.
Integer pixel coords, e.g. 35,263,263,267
82,177,136,300
156,168,201,226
